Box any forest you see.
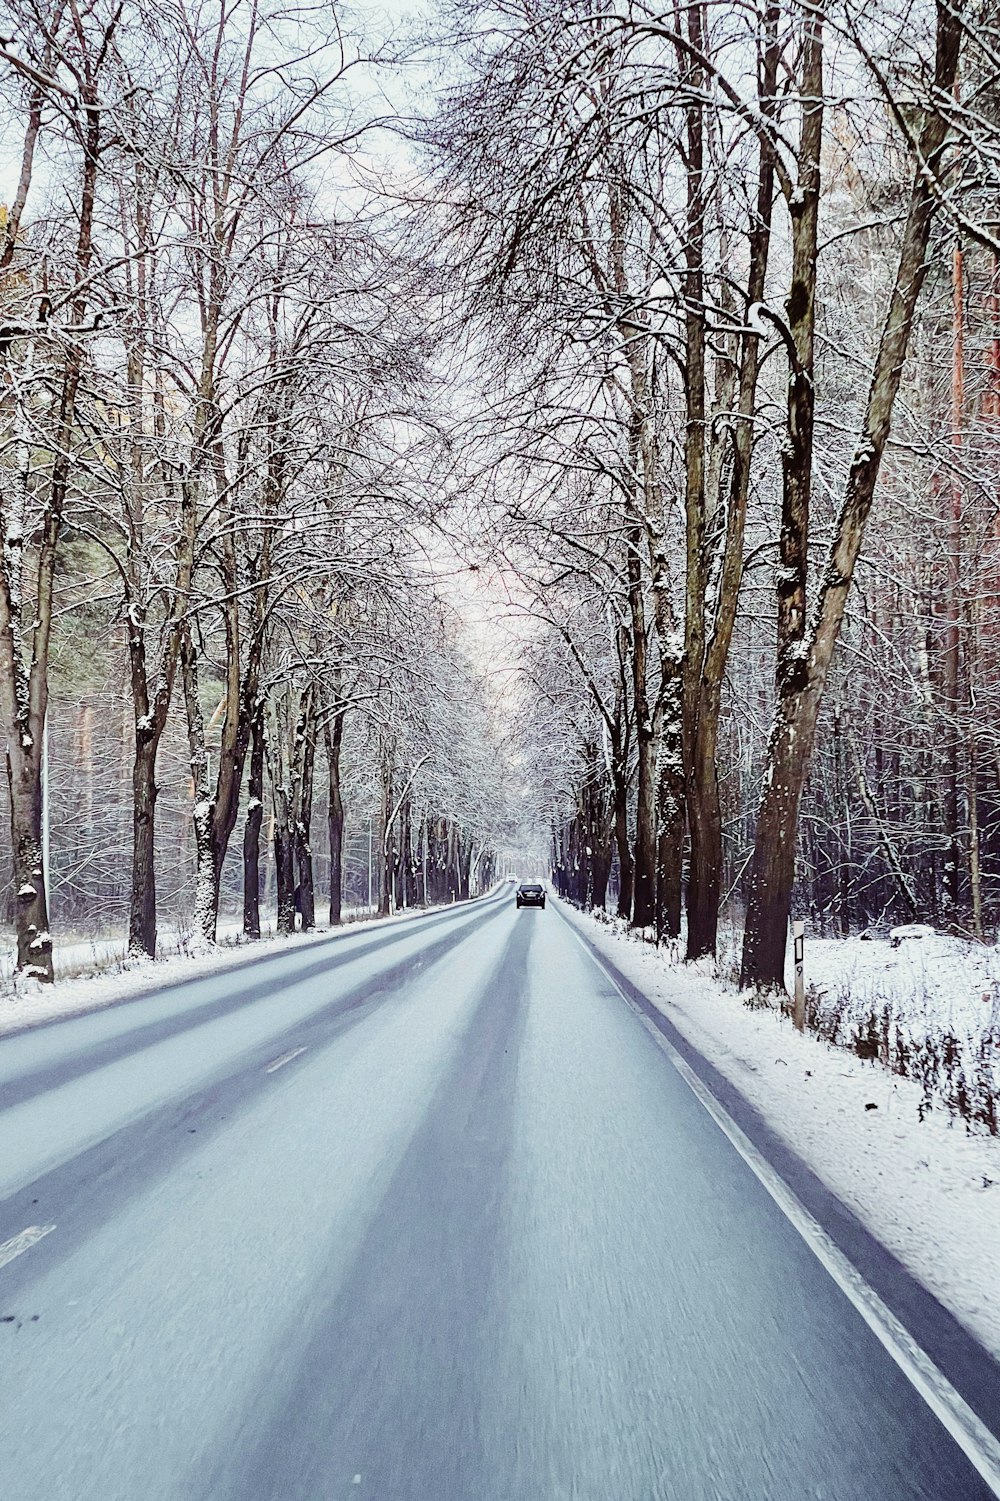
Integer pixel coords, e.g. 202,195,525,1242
0,0,996,992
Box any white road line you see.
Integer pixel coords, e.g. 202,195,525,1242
0,1224,56,1272
562,917,1000,1499
265,1047,307,1074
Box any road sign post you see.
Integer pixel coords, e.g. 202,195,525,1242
792,920,805,1031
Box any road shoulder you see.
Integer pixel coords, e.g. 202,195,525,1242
0,894,496,1042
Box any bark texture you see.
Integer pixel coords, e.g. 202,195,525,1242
324,705,346,926
242,703,265,939
684,2,777,960
740,4,961,989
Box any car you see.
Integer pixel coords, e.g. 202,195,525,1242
516,882,545,909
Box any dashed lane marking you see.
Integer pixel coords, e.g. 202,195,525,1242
0,1224,56,1273
265,1047,307,1074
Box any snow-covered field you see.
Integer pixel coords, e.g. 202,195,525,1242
563,904,1000,1363
801,926,1000,1034
795,928,1000,1135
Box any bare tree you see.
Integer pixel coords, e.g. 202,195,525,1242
740,0,963,989
0,0,123,977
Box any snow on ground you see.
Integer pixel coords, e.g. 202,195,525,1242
801,926,1000,1037
0,902,464,1039
796,927,1000,1134
561,902,1000,1363
0,906,388,984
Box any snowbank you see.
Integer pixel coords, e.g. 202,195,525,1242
0,927,330,1038
0,900,473,1039
561,903,1000,1363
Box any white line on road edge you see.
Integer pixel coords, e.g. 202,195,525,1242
265,1047,307,1074
563,921,1000,1499
0,1224,56,1273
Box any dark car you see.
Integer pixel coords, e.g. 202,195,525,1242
516,882,545,909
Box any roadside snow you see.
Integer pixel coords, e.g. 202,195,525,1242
0,900,472,1040
561,903,1000,1364
799,929,1000,1134
799,927,1000,1040
0,928,331,1038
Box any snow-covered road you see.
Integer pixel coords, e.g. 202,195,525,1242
0,886,998,1500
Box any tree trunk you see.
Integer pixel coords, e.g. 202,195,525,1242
400,799,418,908
418,811,428,905
123,517,195,957
274,820,296,934
585,761,613,910
268,689,297,936
7,735,52,979
447,820,461,901
633,732,657,926
740,2,960,989
191,797,218,942
296,838,315,930
671,0,706,949
130,735,159,957
126,600,187,958
655,669,685,941
739,12,824,990
685,5,777,959
377,752,393,917
969,731,983,939
180,628,221,944
458,831,472,900
292,688,317,932
591,839,612,911
324,709,345,926
942,233,964,918
833,703,852,935
612,758,633,919
0,111,102,981
183,658,260,945
243,703,264,939
685,680,724,958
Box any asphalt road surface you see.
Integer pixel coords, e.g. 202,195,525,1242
1,887,998,1500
